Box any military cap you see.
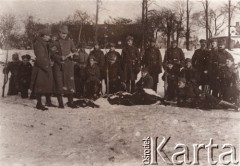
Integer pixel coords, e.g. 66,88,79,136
199,39,206,43
59,25,69,34
39,27,51,36
178,77,186,83
218,39,226,45
126,35,134,41
185,58,192,63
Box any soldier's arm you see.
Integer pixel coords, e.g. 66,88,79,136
34,43,50,72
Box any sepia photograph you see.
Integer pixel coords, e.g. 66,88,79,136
0,0,240,165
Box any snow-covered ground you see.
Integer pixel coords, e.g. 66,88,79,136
0,50,240,166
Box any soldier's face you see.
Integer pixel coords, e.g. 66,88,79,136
186,62,192,68
178,81,185,88
226,59,233,68
211,42,217,48
142,72,147,77
127,40,133,46
89,59,95,66
172,43,177,48
167,64,173,69
43,35,51,41
94,44,99,49
200,42,206,48
59,32,67,39
110,46,115,51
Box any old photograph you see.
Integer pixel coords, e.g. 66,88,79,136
0,0,240,165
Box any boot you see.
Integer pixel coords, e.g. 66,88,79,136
67,94,78,108
36,95,48,111
57,95,64,109
45,95,57,107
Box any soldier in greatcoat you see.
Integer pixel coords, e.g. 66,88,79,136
191,39,211,92
163,40,185,71
142,38,162,92
3,53,21,95
30,28,54,110
121,36,141,93
51,25,78,108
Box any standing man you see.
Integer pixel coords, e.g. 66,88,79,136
121,36,141,93
163,40,185,72
209,39,220,97
192,39,211,92
105,43,122,66
30,28,53,111
89,41,105,79
52,25,78,108
142,38,162,92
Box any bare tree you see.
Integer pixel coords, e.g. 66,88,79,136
0,14,18,49
67,10,93,46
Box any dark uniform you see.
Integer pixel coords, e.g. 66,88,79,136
142,43,162,91
162,62,179,101
3,53,21,95
177,79,238,110
85,58,101,99
121,36,141,93
220,63,239,104
163,42,185,70
180,58,200,87
30,31,54,110
73,49,88,97
192,48,211,90
104,54,124,94
18,55,32,98
210,40,234,98
89,47,105,78
136,72,154,90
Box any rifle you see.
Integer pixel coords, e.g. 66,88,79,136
163,71,168,98
2,49,9,97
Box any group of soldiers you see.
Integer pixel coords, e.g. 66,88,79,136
3,25,240,110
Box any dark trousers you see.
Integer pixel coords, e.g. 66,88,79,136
86,80,101,98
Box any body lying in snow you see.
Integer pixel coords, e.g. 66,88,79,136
107,88,169,106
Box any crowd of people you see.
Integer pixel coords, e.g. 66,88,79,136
2,25,240,111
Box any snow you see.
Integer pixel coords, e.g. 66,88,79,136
0,51,240,165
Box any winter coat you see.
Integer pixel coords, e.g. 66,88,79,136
192,48,211,85
180,66,200,86
163,47,185,69
142,46,162,74
18,62,32,90
30,37,53,94
121,45,141,80
136,73,154,89
104,61,124,81
86,64,101,83
3,61,21,95
78,50,89,67
51,38,77,94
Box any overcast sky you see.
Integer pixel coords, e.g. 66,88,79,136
0,0,233,24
